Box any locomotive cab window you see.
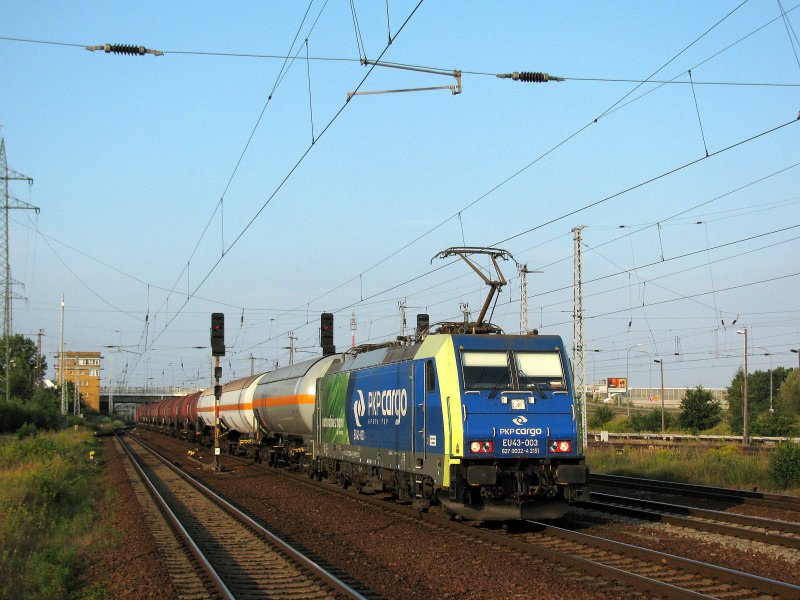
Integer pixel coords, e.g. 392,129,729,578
461,351,511,391
514,351,565,390
425,360,436,392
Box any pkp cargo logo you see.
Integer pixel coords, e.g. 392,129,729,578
354,390,366,427
512,415,528,426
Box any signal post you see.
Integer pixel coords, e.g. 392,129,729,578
211,313,225,471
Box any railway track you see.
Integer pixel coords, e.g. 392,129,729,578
485,520,800,599
117,433,370,600
134,431,800,599
577,492,800,550
591,473,800,512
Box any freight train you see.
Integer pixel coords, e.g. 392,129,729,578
136,248,589,520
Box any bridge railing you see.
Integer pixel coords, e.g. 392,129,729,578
100,386,199,396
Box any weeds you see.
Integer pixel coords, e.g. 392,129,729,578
0,430,103,600
586,444,797,493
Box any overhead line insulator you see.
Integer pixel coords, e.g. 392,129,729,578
86,44,164,57
496,71,564,83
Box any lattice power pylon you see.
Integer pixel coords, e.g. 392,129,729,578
1,139,38,401
572,225,586,451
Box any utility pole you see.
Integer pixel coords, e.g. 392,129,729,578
350,311,357,349
397,300,407,337
36,329,43,386
73,376,79,416
572,226,586,451
654,359,666,432
1,139,38,402
287,332,296,366
518,263,542,334
109,349,114,416
519,263,529,334
59,294,66,415
737,328,749,446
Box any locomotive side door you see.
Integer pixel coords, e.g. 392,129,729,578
413,359,435,462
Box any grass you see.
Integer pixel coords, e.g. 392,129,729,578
0,429,108,600
586,443,800,495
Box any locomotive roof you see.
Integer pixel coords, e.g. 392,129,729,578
327,332,566,376
332,342,421,374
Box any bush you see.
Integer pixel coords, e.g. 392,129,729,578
66,415,84,428
589,404,615,428
16,423,37,440
0,401,62,434
768,442,800,489
751,411,799,437
629,409,676,432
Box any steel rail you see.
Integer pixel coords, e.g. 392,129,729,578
136,430,800,598
138,434,704,598
521,520,800,599
578,493,800,550
591,473,800,511
117,434,235,600
130,433,368,600
590,491,800,533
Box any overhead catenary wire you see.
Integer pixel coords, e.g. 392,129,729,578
142,1,426,358
778,0,800,72
272,2,799,328
263,116,800,356
7,5,800,380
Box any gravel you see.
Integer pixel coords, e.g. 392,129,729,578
95,430,800,598
75,437,178,599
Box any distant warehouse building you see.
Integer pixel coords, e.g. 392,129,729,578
56,351,102,412
583,381,728,410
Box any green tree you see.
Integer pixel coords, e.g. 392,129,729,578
726,367,790,434
0,334,48,400
679,385,721,432
589,404,615,428
777,369,800,416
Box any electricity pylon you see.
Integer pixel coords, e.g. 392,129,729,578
1,138,38,401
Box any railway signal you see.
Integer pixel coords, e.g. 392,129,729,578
210,312,225,471
211,313,225,357
321,312,335,356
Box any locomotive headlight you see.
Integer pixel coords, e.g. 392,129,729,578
469,441,494,453
548,440,572,453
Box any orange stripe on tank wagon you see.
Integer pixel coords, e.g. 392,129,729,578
252,394,315,407
198,403,253,413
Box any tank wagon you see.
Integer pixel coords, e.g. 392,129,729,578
137,248,589,520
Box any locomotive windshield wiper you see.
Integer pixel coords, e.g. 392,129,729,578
519,369,546,399
529,381,546,399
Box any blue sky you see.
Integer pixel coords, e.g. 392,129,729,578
2,1,799,391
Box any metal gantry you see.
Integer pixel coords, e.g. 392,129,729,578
1,139,38,401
